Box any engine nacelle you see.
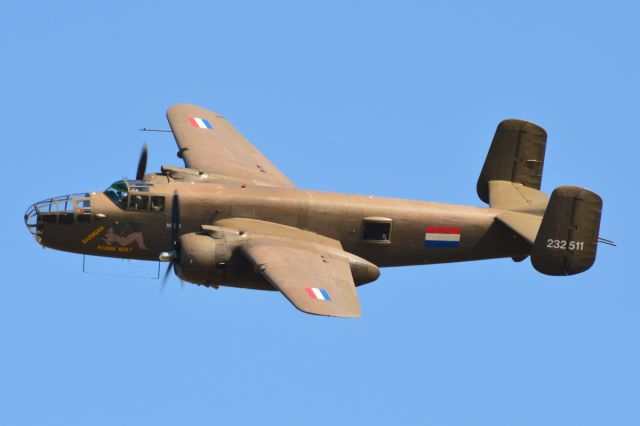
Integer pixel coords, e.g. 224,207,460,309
173,223,381,290
175,232,233,286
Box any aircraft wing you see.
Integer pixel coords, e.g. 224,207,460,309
166,104,294,188
240,240,362,318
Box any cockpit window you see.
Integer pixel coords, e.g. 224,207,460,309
151,196,165,212
104,180,128,209
129,195,149,211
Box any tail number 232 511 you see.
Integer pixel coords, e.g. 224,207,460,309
546,239,585,251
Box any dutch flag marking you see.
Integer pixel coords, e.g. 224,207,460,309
189,117,213,129
425,226,461,248
305,287,331,301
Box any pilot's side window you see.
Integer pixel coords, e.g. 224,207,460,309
151,196,165,212
129,195,150,211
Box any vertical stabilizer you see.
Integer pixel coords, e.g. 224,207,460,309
478,119,547,204
531,186,602,276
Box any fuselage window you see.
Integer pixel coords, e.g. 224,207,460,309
362,218,393,242
76,199,91,223
129,195,150,211
41,214,57,223
77,199,91,213
151,196,165,212
58,213,74,225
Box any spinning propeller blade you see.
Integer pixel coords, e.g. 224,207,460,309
160,191,182,292
136,144,148,181
161,263,174,293
170,191,180,254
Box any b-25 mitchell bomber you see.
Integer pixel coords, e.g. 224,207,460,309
25,104,607,317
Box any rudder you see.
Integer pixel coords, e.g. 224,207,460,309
477,119,547,204
531,186,603,276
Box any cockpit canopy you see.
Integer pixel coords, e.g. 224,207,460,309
104,180,165,212
104,180,128,209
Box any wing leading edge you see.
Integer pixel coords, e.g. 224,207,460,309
166,104,294,188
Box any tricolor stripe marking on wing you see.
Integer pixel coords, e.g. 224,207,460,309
189,117,213,129
305,287,331,301
425,226,461,248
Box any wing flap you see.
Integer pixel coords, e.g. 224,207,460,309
240,240,362,318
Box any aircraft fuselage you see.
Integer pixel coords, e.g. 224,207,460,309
27,176,530,274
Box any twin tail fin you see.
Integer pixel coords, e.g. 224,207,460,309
478,119,605,276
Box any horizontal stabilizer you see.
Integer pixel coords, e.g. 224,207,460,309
489,180,549,211
496,211,542,244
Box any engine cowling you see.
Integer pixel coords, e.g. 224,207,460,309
175,232,232,285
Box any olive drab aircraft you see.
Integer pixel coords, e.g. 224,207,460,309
24,104,609,318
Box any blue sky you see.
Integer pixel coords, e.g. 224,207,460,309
2,1,638,425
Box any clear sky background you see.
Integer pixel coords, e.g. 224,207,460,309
2,1,638,425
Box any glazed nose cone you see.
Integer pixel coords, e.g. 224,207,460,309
24,203,39,237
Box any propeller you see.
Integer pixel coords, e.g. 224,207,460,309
132,144,183,291
136,144,148,181
160,191,183,292
161,262,174,292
